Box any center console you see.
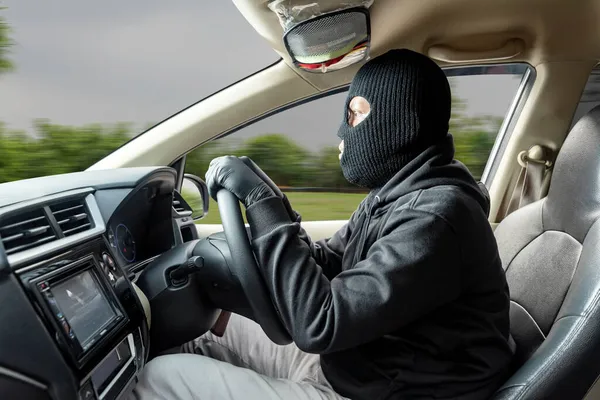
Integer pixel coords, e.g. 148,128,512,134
18,237,148,400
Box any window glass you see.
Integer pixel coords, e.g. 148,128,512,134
187,64,531,224
569,67,600,129
0,1,279,182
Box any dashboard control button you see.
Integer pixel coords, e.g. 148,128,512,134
60,319,75,339
108,228,116,248
79,381,96,400
102,252,116,271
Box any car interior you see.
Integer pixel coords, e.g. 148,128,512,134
3,0,600,399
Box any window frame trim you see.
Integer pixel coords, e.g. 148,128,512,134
566,66,600,131
480,66,536,185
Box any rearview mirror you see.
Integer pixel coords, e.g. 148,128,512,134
179,174,209,220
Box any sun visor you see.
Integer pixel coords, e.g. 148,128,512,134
268,0,373,73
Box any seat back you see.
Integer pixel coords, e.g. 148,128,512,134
492,105,600,399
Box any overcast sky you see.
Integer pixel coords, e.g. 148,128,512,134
0,0,523,152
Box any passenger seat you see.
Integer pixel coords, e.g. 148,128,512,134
492,105,600,399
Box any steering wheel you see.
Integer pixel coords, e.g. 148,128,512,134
215,158,292,346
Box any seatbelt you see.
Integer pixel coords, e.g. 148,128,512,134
504,145,554,217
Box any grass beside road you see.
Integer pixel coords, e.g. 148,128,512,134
196,192,366,225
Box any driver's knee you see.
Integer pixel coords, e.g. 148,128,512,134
132,354,209,400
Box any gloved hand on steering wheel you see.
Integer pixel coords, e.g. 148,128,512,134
205,156,276,208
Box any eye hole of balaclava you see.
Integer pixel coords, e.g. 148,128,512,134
347,96,371,127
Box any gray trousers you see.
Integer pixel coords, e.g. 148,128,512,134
131,314,349,400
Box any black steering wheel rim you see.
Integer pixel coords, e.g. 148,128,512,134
216,189,292,345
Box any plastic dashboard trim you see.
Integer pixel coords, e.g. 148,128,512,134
0,188,106,271
98,333,136,400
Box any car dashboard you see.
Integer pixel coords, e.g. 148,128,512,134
0,167,197,400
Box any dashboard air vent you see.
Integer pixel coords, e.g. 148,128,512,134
0,208,57,255
172,191,192,216
50,198,92,237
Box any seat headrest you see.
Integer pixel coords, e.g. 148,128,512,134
544,105,600,242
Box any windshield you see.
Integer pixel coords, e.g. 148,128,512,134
0,1,278,183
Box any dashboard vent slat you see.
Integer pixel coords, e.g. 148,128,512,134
173,190,192,218
0,215,47,231
0,209,57,255
62,222,92,236
50,199,93,237
172,191,193,217
6,235,56,254
52,204,84,216
173,199,186,213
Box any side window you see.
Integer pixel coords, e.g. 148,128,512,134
186,63,532,224
446,64,532,181
570,66,600,129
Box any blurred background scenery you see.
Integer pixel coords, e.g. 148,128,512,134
0,2,525,224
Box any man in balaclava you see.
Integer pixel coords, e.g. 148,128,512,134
133,49,513,400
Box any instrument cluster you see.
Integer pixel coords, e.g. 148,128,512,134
106,182,174,269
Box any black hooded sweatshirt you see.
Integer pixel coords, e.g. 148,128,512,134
246,134,513,400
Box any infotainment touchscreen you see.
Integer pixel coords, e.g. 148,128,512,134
50,270,118,350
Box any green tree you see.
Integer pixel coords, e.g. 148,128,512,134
0,124,35,182
315,146,348,188
0,7,14,73
33,119,132,174
450,91,502,179
0,120,133,183
453,131,496,179
240,134,310,187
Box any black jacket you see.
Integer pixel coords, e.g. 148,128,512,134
246,135,513,400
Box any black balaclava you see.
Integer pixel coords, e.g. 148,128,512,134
338,49,452,189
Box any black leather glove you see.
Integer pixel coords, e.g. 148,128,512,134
205,156,276,208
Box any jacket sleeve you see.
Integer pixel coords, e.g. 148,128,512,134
292,208,356,280
246,196,461,354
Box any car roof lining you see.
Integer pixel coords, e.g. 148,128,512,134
233,0,600,90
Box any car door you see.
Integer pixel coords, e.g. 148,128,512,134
187,63,533,241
